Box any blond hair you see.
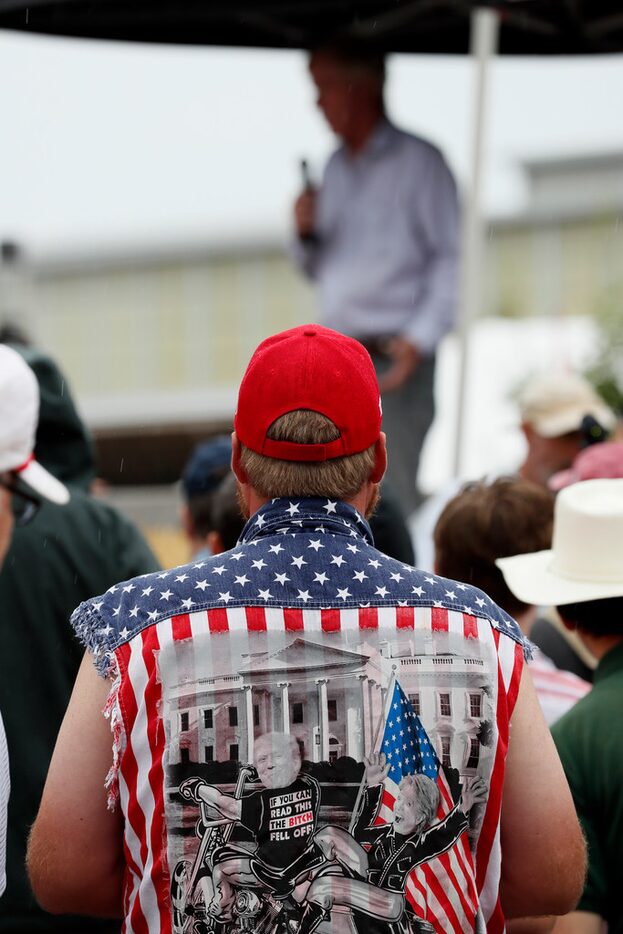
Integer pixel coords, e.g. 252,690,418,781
240,410,376,500
399,774,440,827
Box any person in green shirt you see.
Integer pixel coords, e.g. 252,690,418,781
497,477,623,934
0,343,160,932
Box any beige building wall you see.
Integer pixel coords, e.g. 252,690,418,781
26,248,317,425
486,213,623,319
7,208,621,439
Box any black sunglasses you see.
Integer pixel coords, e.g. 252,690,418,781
0,475,41,527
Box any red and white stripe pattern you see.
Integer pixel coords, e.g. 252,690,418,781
369,609,521,933
111,604,523,933
409,771,480,932
475,629,524,934
375,754,480,932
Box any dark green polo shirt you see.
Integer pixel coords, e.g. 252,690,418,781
552,641,623,934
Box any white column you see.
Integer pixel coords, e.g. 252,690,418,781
347,705,361,761
278,681,291,734
243,686,254,762
355,674,367,757
368,680,376,754
316,678,330,761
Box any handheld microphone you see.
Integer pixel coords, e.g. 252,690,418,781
298,159,318,244
300,158,314,192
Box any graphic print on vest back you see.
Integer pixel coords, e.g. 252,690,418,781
159,618,499,934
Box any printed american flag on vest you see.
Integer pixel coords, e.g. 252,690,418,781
377,680,479,932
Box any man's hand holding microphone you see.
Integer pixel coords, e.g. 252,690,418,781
294,159,318,242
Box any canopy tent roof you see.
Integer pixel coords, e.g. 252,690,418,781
0,0,622,54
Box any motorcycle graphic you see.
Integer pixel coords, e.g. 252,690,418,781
170,766,299,934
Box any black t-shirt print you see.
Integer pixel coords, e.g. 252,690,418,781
240,774,320,868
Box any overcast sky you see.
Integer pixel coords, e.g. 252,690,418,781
1,30,623,258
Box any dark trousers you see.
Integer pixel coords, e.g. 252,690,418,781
371,352,436,518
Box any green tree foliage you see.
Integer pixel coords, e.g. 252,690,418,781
584,289,623,416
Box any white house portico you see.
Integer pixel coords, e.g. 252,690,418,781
166,638,390,766
165,636,493,781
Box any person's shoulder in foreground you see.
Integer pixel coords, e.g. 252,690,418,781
0,346,72,906
0,342,158,933
28,325,585,934
498,477,623,934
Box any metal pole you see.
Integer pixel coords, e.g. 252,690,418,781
453,7,500,476
348,668,397,834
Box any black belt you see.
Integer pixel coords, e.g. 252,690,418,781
356,336,391,356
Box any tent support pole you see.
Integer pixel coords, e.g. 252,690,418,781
452,6,499,477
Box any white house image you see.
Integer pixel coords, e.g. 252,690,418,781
165,634,494,780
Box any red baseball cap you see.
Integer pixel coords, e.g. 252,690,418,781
234,325,382,461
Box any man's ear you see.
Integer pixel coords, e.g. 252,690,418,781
231,432,249,484
370,433,387,484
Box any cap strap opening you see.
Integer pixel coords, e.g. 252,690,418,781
261,437,348,462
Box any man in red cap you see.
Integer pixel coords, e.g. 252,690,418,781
29,326,584,934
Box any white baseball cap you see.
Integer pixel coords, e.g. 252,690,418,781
496,478,623,606
0,345,70,504
518,373,616,438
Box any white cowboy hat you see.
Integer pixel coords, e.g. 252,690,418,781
496,478,623,606
0,345,70,504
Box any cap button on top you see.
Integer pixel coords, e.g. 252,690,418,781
303,329,316,337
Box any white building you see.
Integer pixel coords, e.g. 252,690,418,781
166,635,493,781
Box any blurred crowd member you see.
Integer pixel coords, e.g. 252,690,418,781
434,477,589,725
209,472,245,553
291,41,458,517
548,439,623,491
0,343,159,933
413,369,616,574
0,347,71,899
180,435,233,558
370,484,415,565
517,372,616,488
0,323,31,348
498,479,623,934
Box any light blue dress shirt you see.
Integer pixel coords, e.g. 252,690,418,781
291,119,459,356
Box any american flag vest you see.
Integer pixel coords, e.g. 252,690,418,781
72,497,528,934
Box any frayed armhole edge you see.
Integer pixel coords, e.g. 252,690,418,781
102,654,125,811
